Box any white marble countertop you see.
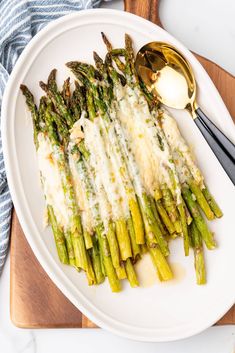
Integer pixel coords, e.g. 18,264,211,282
1,1,235,352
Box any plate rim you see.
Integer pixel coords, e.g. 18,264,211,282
2,9,235,342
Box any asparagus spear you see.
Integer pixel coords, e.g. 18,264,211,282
155,199,175,234
189,221,206,284
20,85,69,265
20,84,41,148
41,72,98,252
202,186,223,218
32,87,89,274
115,264,127,280
142,193,169,256
73,140,121,291
125,258,139,288
127,217,141,260
43,101,89,272
182,185,216,250
149,246,173,281
96,224,121,292
47,205,69,264
189,179,215,220
148,196,167,236
90,236,105,284
106,221,121,269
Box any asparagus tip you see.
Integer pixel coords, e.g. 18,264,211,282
20,84,35,104
74,80,80,89
39,80,48,92
64,77,70,84
101,32,112,51
20,83,27,91
47,68,57,84
20,84,31,97
66,61,77,69
39,95,47,106
125,33,132,42
93,51,102,62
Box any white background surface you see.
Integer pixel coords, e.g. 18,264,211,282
101,0,235,76
0,1,234,352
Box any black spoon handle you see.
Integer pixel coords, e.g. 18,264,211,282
195,108,235,185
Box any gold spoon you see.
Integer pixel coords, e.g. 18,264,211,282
135,42,235,185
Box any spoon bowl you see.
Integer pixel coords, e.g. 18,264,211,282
135,42,196,114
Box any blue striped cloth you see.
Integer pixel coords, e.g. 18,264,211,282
0,0,102,275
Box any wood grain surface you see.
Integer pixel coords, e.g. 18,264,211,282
10,0,235,328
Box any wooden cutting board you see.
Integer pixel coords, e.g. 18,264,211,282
10,0,235,328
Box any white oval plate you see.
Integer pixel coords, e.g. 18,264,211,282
2,9,235,342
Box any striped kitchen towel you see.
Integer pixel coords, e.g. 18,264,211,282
0,0,102,275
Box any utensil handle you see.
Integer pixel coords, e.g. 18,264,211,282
195,108,235,184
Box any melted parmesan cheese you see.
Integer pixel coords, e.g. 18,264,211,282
69,120,112,233
114,83,182,202
99,117,135,198
37,133,71,230
68,152,93,234
114,84,159,195
86,159,112,233
110,108,144,198
80,116,130,220
161,111,204,186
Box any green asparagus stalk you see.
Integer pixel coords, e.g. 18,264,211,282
182,185,216,250
127,217,141,260
63,230,76,266
61,77,71,108
155,199,175,234
182,198,193,225
189,221,206,285
138,197,173,280
115,264,127,280
20,85,69,265
40,69,75,127
106,221,121,268
149,197,168,236
115,218,132,260
47,205,69,264
96,224,121,292
86,251,96,285
73,137,121,291
90,236,105,284
43,102,89,271
125,258,139,287
142,193,169,256
178,202,190,256
20,84,41,147
202,186,223,218
189,179,215,220
41,72,96,253
148,246,173,281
